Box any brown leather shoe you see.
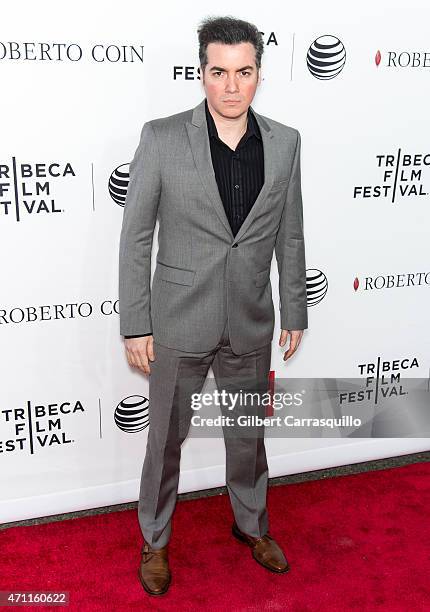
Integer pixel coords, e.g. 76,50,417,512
232,521,290,573
137,542,171,595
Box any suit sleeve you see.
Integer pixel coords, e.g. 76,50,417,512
274,129,308,331
118,121,161,337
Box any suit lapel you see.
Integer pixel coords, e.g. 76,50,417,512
185,98,275,242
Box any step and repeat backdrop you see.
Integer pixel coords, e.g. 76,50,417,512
1,1,429,522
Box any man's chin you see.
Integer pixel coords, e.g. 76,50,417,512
218,103,248,116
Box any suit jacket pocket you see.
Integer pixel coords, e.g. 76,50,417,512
255,267,271,287
157,261,196,286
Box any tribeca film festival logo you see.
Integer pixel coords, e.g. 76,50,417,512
353,150,429,204
306,35,346,80
0,161,76,222
339,356,420,407
0,400,84,455
353,271,430,292
0,394,149,455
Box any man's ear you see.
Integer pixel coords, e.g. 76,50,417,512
257,67,262,85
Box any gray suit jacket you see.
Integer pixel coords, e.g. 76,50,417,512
118,97,308,355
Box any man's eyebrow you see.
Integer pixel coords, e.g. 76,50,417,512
209,65,255,72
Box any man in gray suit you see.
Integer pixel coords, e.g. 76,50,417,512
119,16,308,596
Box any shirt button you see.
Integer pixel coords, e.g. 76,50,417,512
234,184,240,189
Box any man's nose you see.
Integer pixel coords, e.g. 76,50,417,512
225,75,239,92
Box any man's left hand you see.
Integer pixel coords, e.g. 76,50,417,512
279,329,304,361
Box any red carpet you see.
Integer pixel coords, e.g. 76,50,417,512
1,461,429,611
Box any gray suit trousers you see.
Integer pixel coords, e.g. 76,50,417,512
137,319,272,548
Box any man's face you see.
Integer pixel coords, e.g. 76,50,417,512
201,41,261,118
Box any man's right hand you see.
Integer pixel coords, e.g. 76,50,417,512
124,336,155,375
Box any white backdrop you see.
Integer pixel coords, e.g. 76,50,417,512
1,0,429,523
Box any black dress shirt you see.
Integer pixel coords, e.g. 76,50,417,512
124,98,264,339
204,97,264,237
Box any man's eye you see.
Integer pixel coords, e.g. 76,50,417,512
212,71,250,77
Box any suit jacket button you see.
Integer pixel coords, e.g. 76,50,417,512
232,243,238,248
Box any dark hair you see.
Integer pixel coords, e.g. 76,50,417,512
197,16,264,73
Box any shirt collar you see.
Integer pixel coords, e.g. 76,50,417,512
204,98,262,143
